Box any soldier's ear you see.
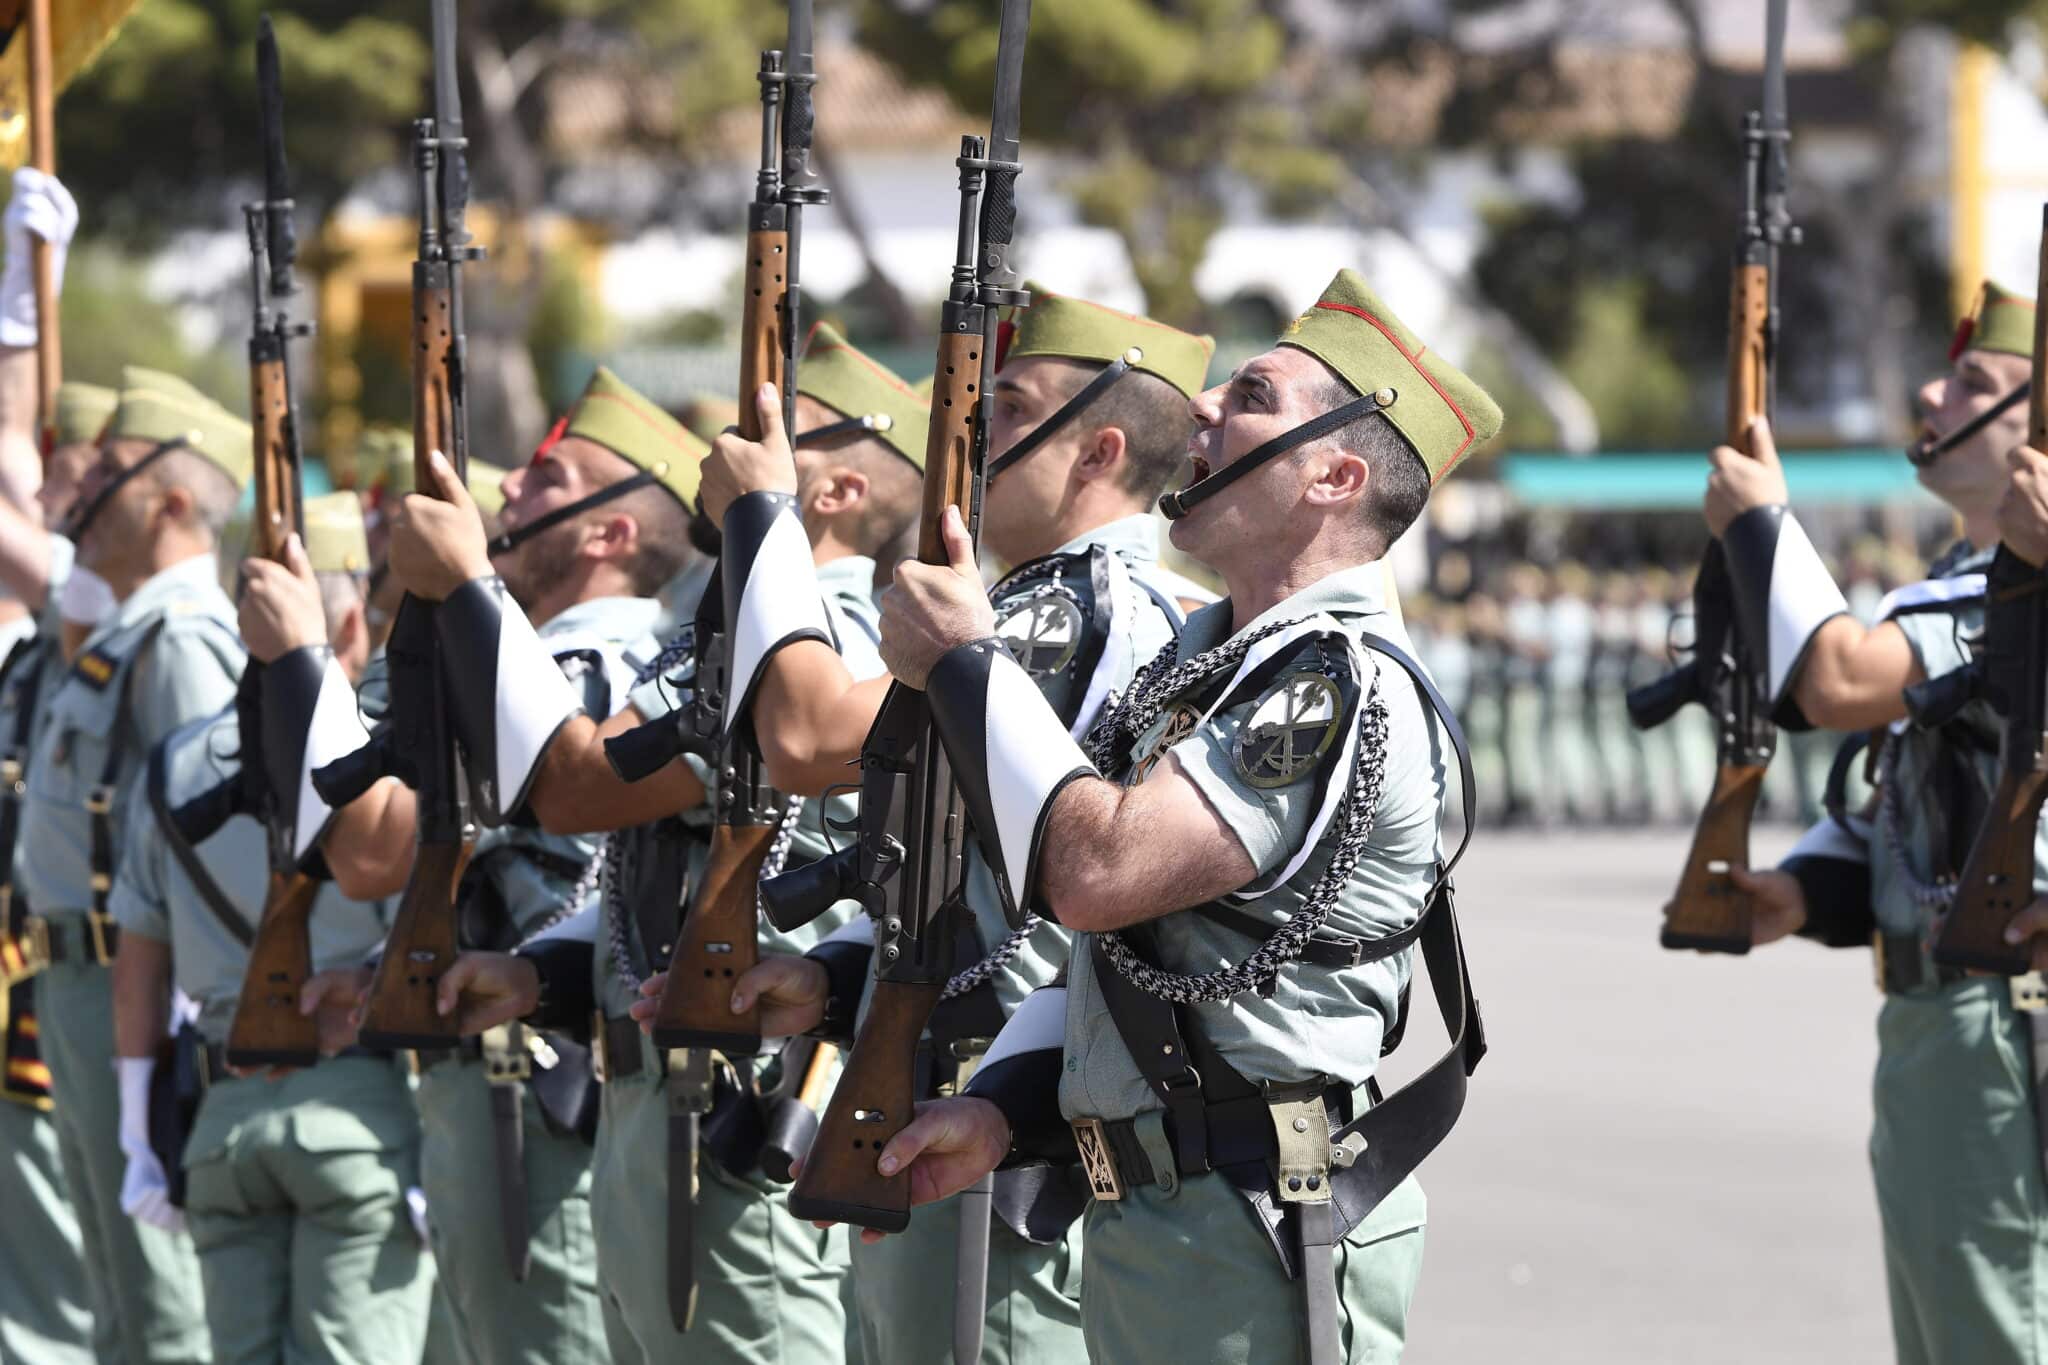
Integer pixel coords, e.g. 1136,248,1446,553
1073,426,1126,484
808,466,869,517
1303,446,1369,511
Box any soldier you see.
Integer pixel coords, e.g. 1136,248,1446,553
1697,280,2041,1365
290,367,700,1365
17,365,256,1362
366,333,926,1365
846,270,1498,1364
660,286,1215,1365
105,493,433,1363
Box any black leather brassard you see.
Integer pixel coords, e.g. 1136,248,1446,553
519,939,596,1036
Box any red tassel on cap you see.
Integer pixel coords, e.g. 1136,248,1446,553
531,413,570,464
1949,316,1977,364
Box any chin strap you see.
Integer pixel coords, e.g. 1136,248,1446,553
1907,381,2030,468
986,350,1139,483
794,412,892,447
486,468,664,556
62,437,191,541
1159,389,1391,521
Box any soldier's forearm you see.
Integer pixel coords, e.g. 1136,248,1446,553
755,643,888,796
111,934,174,1058
322,778,417,901
530,709,707,835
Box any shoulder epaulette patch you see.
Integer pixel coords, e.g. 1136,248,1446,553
1232,669,1346,789
72,650,117,689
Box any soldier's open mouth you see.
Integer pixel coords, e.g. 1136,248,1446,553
1188,455,1211,482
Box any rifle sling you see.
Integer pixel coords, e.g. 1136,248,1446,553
146,740,255,948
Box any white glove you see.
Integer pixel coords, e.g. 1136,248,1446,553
115,1056,184,1234
57,561,113,627
0,168,78,349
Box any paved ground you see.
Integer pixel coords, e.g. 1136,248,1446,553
1396,827,1892,1364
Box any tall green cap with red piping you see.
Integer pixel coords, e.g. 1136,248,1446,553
1001,281,1215,399
796,321,930,469
1276,269,1503,483
1950,280,2035,362
559,365,709,509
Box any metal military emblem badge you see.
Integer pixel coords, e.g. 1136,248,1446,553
1133,703,1200,781
1234,671,1343,789
995,588,1083,677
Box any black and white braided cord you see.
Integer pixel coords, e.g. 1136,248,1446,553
1084,619,1393,1005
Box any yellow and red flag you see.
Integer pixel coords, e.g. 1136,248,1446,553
0,0,147,169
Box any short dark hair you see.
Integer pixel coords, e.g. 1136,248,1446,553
621,483,694,597
1052,363,1197,503
820,440,924,561
1309,374,1429,556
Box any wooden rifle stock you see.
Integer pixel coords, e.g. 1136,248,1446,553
1934,764,2048,974
358,840,470,1047
792,977,939,1231
650,823,774,1053
1660,260,1775,953
738,227,788,439
225,873,321,1066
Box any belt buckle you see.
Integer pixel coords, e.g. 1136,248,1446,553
482,1024,532,1085
86,912,115,967
21,914,50,971
590,1010,608,1084
1871,930,1887,996
1267,1092,1334,1205
1072,1117,1124,1201
2013,972,2048,1014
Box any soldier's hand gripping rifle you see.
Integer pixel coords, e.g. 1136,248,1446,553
224,15,322,1067
1626,0,1800,954
764,0,1033,1234
623,0,831,1060
313,0,482,1049
1926,211,2048,975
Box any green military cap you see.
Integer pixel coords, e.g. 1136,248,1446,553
796,322,929,468
675,394,739,447
108,366,254,489
1951,280,2036,361
301,491,370,575
372,425,508,518
557,365,707,509
1003,282,1215,399
52,381,116,447
1277,269,1504,484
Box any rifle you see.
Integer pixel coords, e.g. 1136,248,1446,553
224,15,321,1069
1926,211,2048,975
620,0,828,1057
318,0,481,1049
766,0,1033,1234
1626,0,1798,954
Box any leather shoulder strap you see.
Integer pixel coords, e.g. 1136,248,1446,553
145,740,254,948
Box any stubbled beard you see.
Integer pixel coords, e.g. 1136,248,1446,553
500,522,581,615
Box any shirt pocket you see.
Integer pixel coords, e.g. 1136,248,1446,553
36,671,129,810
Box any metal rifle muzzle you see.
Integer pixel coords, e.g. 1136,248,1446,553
602,712,717,785
1625,660,1700,732
310,735,393,809
1902,660,1985,731
760,842,862,933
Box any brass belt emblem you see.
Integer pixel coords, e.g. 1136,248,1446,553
1071,1117,1124,1201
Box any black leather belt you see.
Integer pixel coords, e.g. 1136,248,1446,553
1876,931,1965,995
1075,1084,1351,1198
23,911,117,966
596,1013,647,1081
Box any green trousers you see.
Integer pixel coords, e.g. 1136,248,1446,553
416,1058,606,1365
847,1186,1082,1363
1081,1169,1426,1365
181,1055,432,1365
590,1041,852,1364
38,935,211,1364
1873,979,2048,1365
0,1092,95,1362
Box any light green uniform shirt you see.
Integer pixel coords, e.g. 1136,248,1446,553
1061,561,1447,1123
108,708,394,1044
597,554,881,1021
1869,545,2045,944
18,555,243,916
